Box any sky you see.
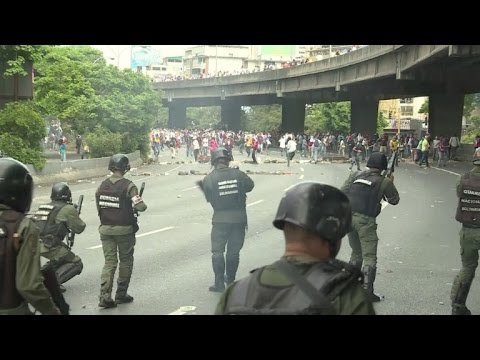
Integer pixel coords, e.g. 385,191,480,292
91,45,192,68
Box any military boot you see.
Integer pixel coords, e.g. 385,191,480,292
209,274,226,292
209,253,226,292
452,304,471,315
451,278,473,315
225,255,240,286
98,297,117,308
115,280,134,304
362,265,384,302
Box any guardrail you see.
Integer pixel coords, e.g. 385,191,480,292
27,151,141,186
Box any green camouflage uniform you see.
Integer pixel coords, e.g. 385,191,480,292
215,254,375,315
341,169,400,269
450,166,480,314
40,203,86,275
0,205,58,315
97,175,147,303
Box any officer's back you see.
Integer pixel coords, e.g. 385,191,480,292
215,182,375,315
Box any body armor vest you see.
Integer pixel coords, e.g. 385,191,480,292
96,178,135,226
223,260,360,315
32,202,68,248
456,172,480,226
209,168,246,211
347,171,384,217
0,210,25,309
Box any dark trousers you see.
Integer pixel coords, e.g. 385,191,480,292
211,223,246,283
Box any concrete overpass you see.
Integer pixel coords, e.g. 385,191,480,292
154,45,480,137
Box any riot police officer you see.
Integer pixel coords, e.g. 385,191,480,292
215,182,375,315
450,151,480,315
200,147,255,292
96,154,147,308
0,158,60,315
341,152,400,302
33,182,86,292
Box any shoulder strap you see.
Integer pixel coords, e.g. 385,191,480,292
1,210,25,252
274,259,336,314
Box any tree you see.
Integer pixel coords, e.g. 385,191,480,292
305,102,351,134
377,111,388,136
0,45,47,77
418,98,429,114
34,46,161,157
187,107,221,129
464,93,480,119
244,105,281,132
0,101,46,169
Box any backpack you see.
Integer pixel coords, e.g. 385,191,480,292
224,259,361,315
314,139,320,147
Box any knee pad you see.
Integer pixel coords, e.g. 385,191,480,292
56,260,83,284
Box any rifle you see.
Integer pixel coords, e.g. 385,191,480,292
134,182,146,217
67,195,83,249
41,265,70,315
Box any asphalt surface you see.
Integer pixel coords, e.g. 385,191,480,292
30,149,479,315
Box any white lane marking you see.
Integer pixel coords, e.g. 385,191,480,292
247,200,264,207
300,167,304,172
182,185,199,192
432,167,460,176
299,174,304,180
137,226,175,238
164,164,184,175
86,226,175,249
168,306,197,315
86,244,102,250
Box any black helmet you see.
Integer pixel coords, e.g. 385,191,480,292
50,182,72,202
0,158,34,213
367,152,388,170
108,154,131,173
211,147,233,166
273,182,352,244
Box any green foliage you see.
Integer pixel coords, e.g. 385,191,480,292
186,106,221,129
0,101,46,168
305,102,351,134
0,134,46,170
85,127,122,158
464,93,480,119
0,101,46,149
0,45,48,76
244,105,281,132
418,98,429,114
34,46,161,157
377,111,388,136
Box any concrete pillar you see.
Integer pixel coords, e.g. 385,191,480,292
167,103,187,129
350,97,378,136
221,101,242,131
281,99,305,133
428,94,464,139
